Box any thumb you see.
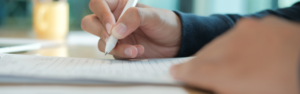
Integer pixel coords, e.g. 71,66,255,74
111,7,163,39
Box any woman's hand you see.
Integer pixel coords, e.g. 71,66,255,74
171,16,300,94
81,0,182,59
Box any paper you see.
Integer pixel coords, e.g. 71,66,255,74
0,85,188,94
0,38,41,53
0,54,192,85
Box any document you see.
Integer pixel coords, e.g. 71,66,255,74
0,54,192,85
0,85,188,94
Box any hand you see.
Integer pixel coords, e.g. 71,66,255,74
171,16,300,94
81,0,182,59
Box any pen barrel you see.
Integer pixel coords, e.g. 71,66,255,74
105,35,118,53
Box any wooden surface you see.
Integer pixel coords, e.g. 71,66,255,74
0,30,210,94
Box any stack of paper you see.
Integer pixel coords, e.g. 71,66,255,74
0,54,191,85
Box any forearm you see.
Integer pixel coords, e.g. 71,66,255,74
175,2,300,57
174,11,242,57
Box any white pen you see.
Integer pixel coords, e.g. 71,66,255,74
105,0,138,55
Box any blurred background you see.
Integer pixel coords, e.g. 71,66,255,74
0,0,299,31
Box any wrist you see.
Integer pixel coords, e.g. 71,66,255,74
171,11,182,57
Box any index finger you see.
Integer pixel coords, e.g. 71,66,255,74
89,0,121,33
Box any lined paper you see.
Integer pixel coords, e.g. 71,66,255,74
0,54,191,85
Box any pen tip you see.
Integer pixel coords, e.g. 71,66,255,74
105,52,108,56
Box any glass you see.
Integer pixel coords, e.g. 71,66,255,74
32,0,69,41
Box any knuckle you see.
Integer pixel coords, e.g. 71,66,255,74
81,15,96,31
89,0,96,9
127,7,142,17
89,0,103,10
126,7,143,24
81,16,90,31
99,13,111,22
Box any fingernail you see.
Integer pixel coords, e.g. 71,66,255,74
113,23,127,37
106,23,113,34
124,47,133,57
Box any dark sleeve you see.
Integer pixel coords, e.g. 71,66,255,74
175,2,300,57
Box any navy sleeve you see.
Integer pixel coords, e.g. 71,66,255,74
175,2,300,57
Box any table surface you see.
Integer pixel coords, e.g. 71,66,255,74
0,30,210,94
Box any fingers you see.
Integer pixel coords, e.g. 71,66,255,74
98,39,145,59
170,63,189,81
81,14,110,42
135,45,145,56
89,0,120,33
111,7,161,39
82,14,146,58
170,60,215,90
170,63,206,88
